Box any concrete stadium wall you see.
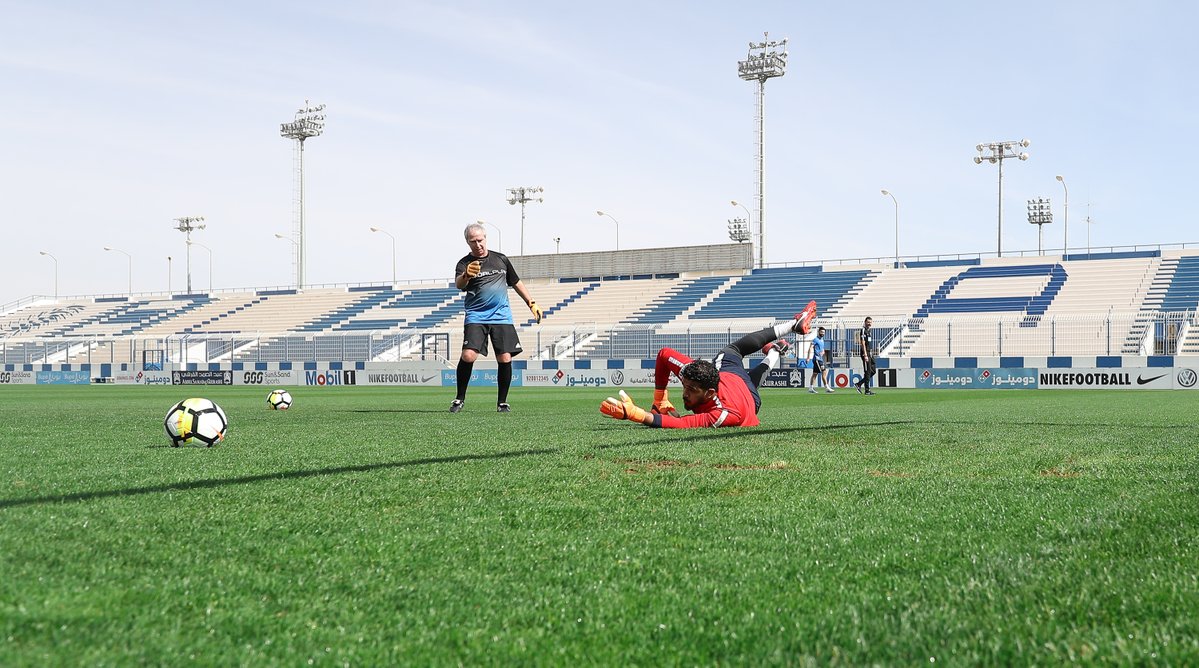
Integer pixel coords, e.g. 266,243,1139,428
513,243,753,280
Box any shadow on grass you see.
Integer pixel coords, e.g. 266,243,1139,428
0,447,556,510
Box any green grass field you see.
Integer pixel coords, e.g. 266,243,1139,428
1,385,1197,665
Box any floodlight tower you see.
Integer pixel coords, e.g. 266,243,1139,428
1026,197,1053,255
738,32,788,270
280,101,326,289
507,186,543,256
974,139,1030,257
173,216,205,293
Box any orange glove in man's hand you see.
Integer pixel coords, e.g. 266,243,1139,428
600,390,649,423
465,261,481,278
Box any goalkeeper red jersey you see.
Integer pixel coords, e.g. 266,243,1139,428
651,371,760,429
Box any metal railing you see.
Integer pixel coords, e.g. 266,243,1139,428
3,311,1196,367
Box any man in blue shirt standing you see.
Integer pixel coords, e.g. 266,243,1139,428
807,326,833,393
450,223,544,413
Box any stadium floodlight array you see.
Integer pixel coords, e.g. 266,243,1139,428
727,217,751,243
1027,197,1054,255
973,139,1031,258
280,101,326,290
506,186,543,256
738,32,788,270
173,217,206,293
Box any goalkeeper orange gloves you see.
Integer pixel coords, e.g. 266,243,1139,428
652,389,679,417
529,301,543,323
600,390,650,424
465,260,481,278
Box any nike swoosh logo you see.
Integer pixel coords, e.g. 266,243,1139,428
421,375,437,383
1137,374,1166,385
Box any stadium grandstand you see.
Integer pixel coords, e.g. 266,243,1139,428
3,242,1199,368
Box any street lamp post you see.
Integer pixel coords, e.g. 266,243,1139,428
738,33,788,270
595,210,620,250
1026,197,1053,255
476,219,503,253
274,233,299,286
730,200,759,264
280,101,326,290
1055,175,1069,253
187,241,213,292
974,139,1030,257
881,189,899,267
507,186,543,256
553,237,561,254
368,227,396,284
38,251,58,299
103,246,133,294
173,216,205,293
167,256,172,293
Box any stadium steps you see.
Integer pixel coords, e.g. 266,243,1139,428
1122,258,1178,354
182,296,270,334
1018,265,1068,327
573,276,732,358
296,289,403,332
692,267,873,321
629,276,735,325
518,283,598,327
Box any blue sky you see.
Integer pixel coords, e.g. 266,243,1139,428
2,1,1196,306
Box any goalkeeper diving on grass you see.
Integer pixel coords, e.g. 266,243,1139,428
601,300,817,428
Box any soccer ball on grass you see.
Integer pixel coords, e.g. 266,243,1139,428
267,389,293,410
164,398,228,447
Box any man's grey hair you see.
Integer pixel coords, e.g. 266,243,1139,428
464,223,486,239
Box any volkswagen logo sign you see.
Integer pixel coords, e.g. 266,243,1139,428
610,370,625,386
1178,368,1197,388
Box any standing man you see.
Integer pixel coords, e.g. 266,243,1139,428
855,316,876,396
807,326,833,393
450,223,544,413
600,301,817,428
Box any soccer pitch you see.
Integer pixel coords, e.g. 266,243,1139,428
1,386,1196,664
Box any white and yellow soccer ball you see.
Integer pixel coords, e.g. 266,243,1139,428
164,398,228,447
267,389,293,411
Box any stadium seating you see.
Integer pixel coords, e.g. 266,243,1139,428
6,248,1199,365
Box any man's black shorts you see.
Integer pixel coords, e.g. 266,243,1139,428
462,323,523,357
811,356,825,373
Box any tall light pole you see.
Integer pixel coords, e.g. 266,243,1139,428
1056,175,1069,253
187,241,213,292
507,186,543,256
476,219,502,252
369,226,396,284
166,256,172,293
595,210,620,250
280,101,326,290
38,251,58,299
553,237,561,254
103,246,133,294
738,33,788,270
974,139,1030,257
881,189,899,267
1026,197,1053,255
173,216,205,293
